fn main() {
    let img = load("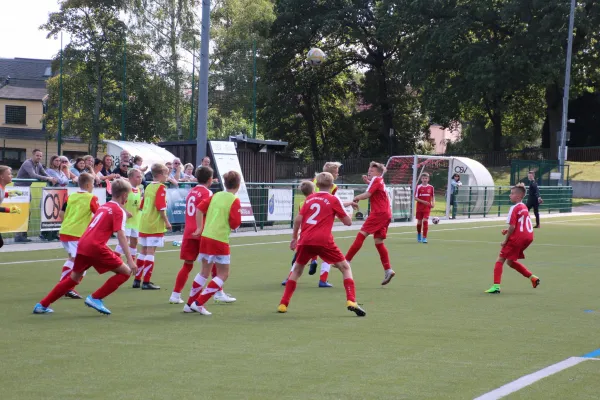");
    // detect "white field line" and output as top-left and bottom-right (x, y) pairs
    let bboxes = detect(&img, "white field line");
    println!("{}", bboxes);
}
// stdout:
(473, 357), (596, 400)
(0, 217), (598, 267)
